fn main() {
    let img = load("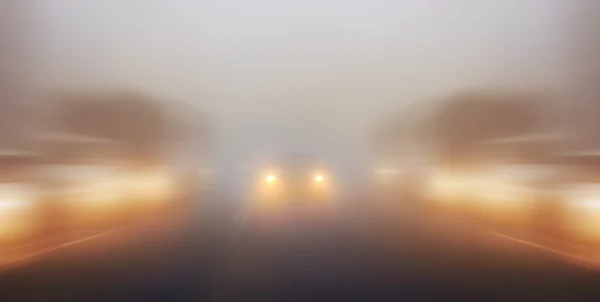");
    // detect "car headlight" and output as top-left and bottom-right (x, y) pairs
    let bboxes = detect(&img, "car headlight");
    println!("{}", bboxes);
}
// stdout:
(265, 174), (277, 183)
(314, 174), (324, 182)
